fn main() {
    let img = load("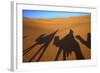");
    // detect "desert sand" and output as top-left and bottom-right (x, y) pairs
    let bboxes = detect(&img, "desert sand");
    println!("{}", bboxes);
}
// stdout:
(23, 15), (91, 62)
